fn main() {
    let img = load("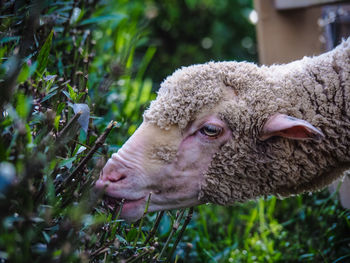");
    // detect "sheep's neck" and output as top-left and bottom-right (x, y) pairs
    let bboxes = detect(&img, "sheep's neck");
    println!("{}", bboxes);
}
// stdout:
(274, 46), (350, 194)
